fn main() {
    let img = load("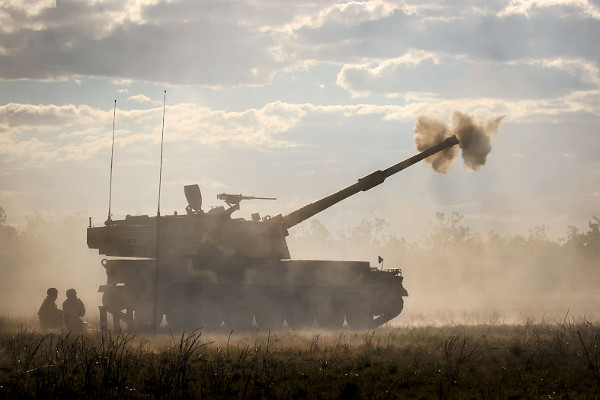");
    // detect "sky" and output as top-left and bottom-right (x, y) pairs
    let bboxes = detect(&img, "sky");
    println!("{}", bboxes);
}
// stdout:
(1, 0), (600, 242)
